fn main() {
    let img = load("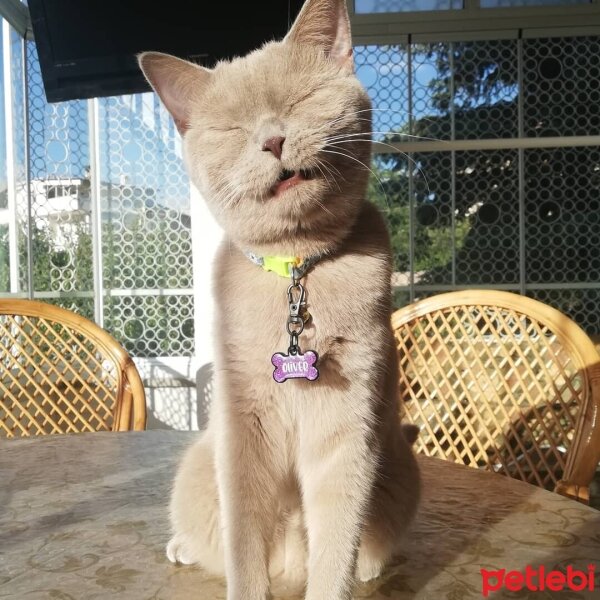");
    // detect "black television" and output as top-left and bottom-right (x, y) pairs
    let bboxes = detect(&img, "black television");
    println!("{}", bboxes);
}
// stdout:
(28, 0), (305, 103)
